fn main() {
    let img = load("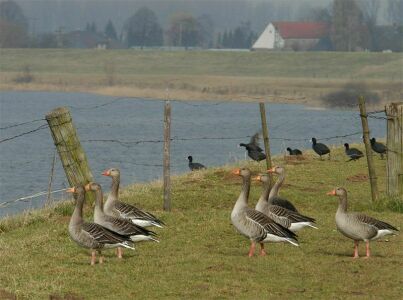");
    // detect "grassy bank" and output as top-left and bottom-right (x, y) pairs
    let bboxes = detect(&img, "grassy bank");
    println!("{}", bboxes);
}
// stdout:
(0, 146), (401, 299)
(1, 49), (402, 107)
